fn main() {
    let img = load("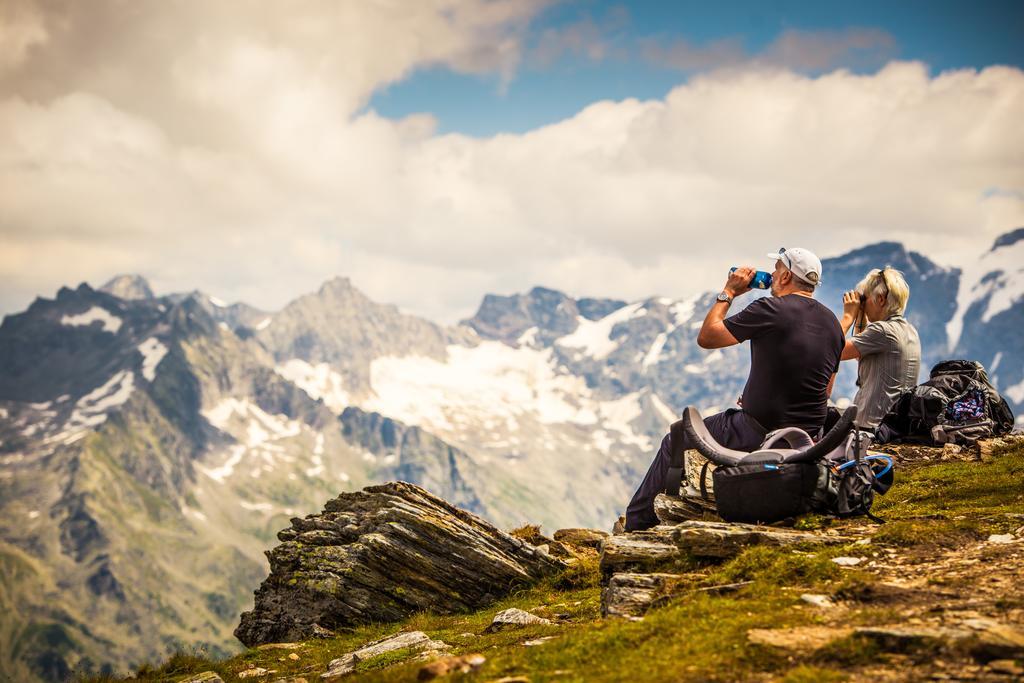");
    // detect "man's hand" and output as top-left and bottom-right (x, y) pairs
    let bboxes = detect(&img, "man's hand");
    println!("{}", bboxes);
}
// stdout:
(725, 267), (754, 297)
